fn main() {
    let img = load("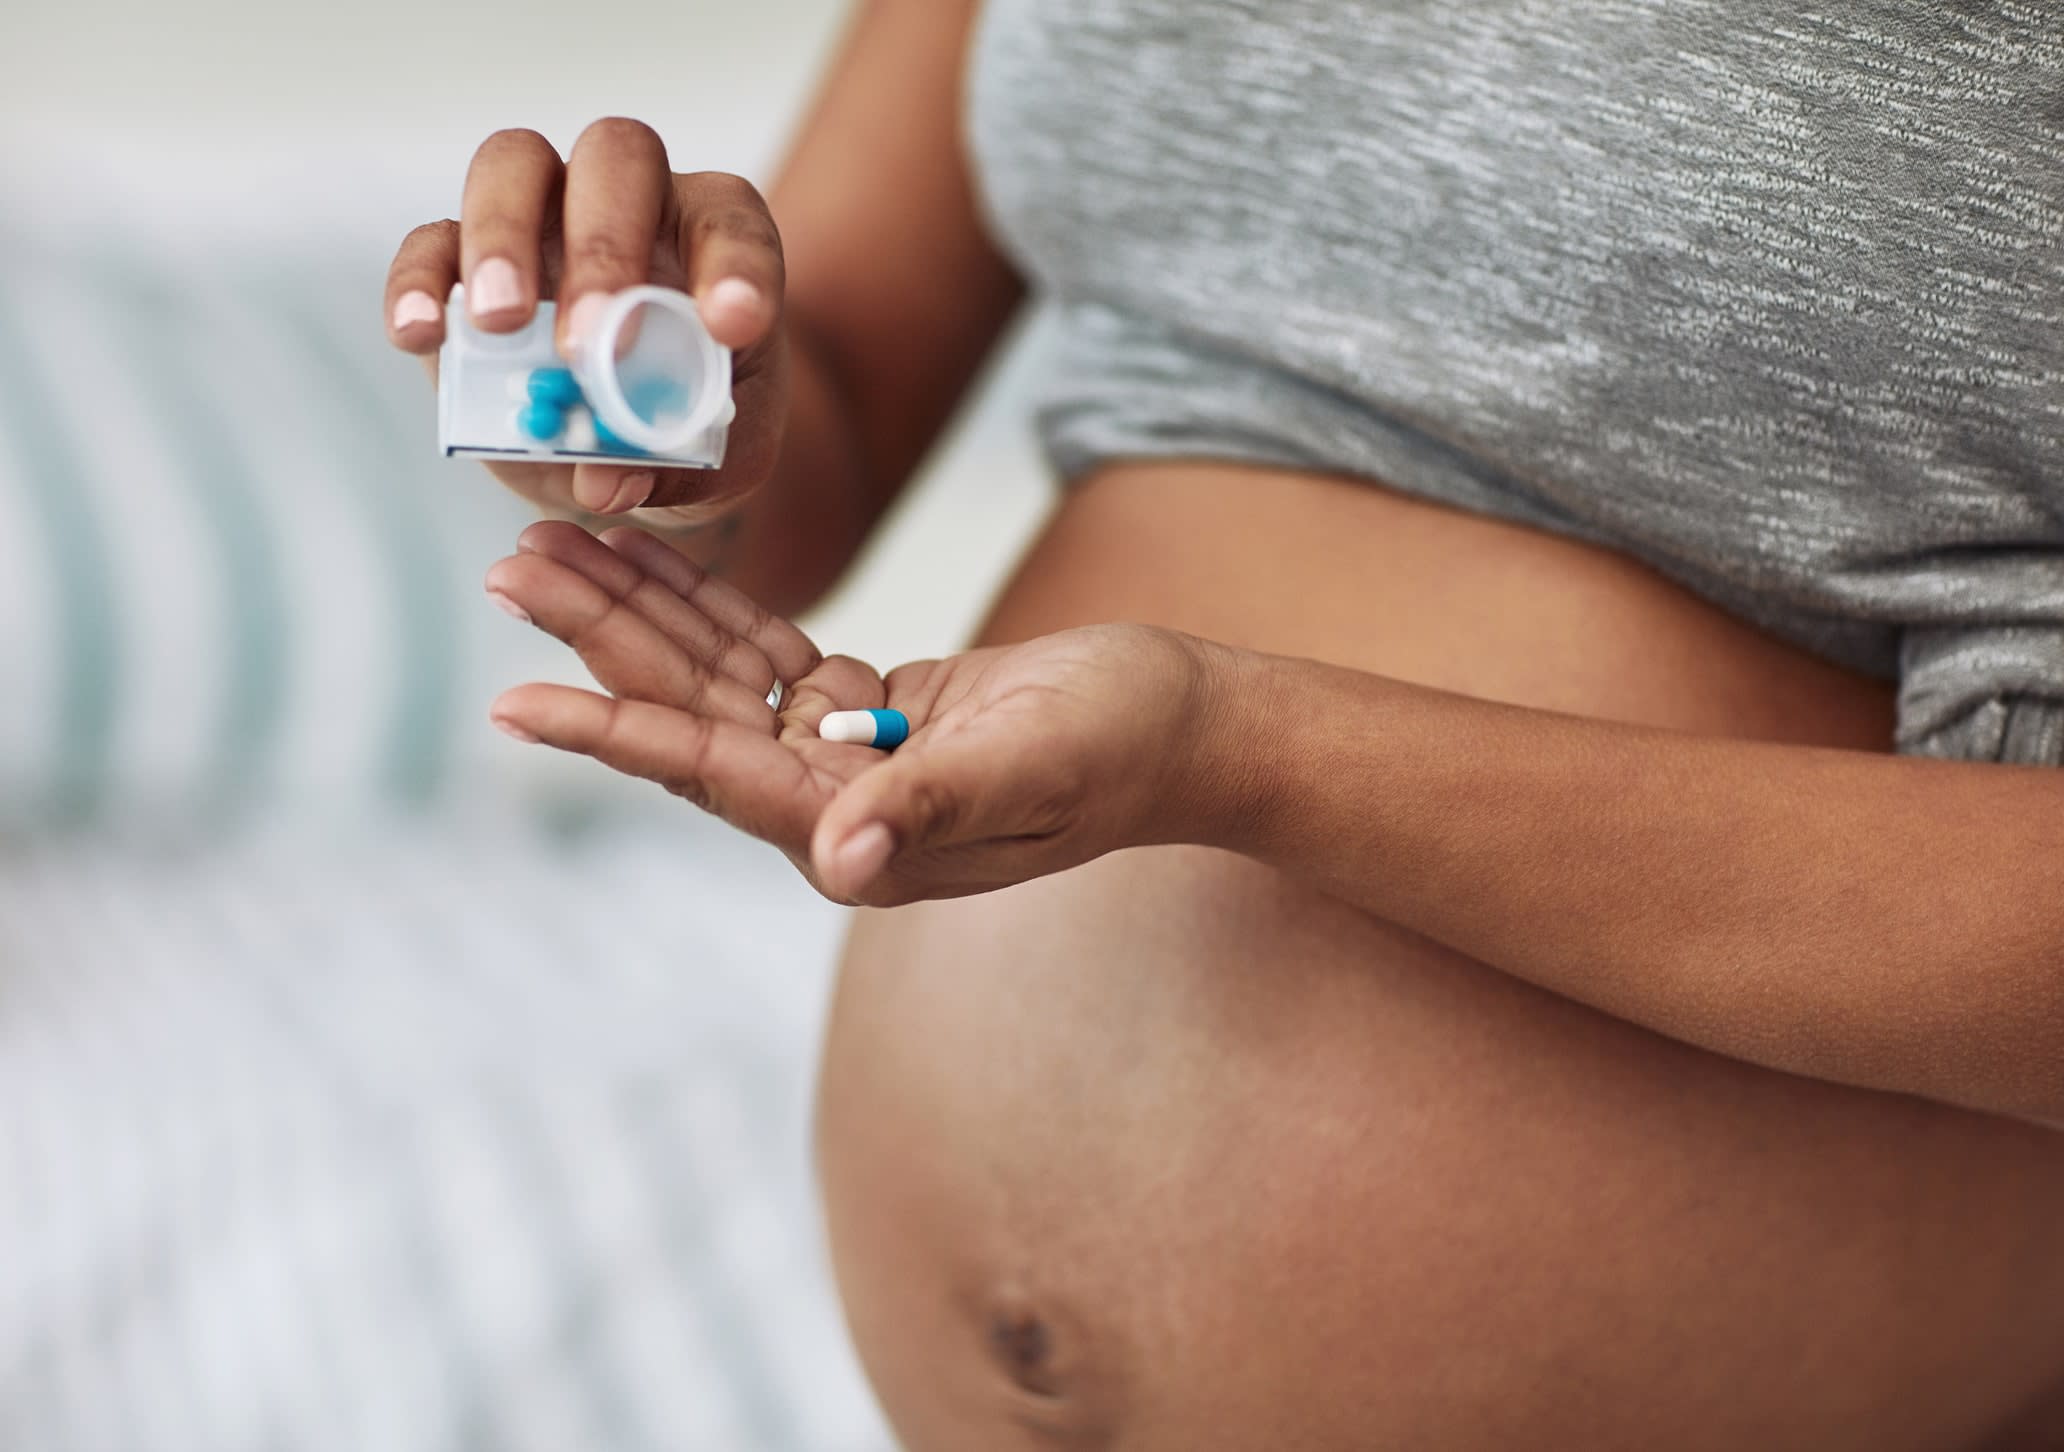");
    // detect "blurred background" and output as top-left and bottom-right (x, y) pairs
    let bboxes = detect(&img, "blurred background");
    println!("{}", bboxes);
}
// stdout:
(1, 2), (1052, 1446)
